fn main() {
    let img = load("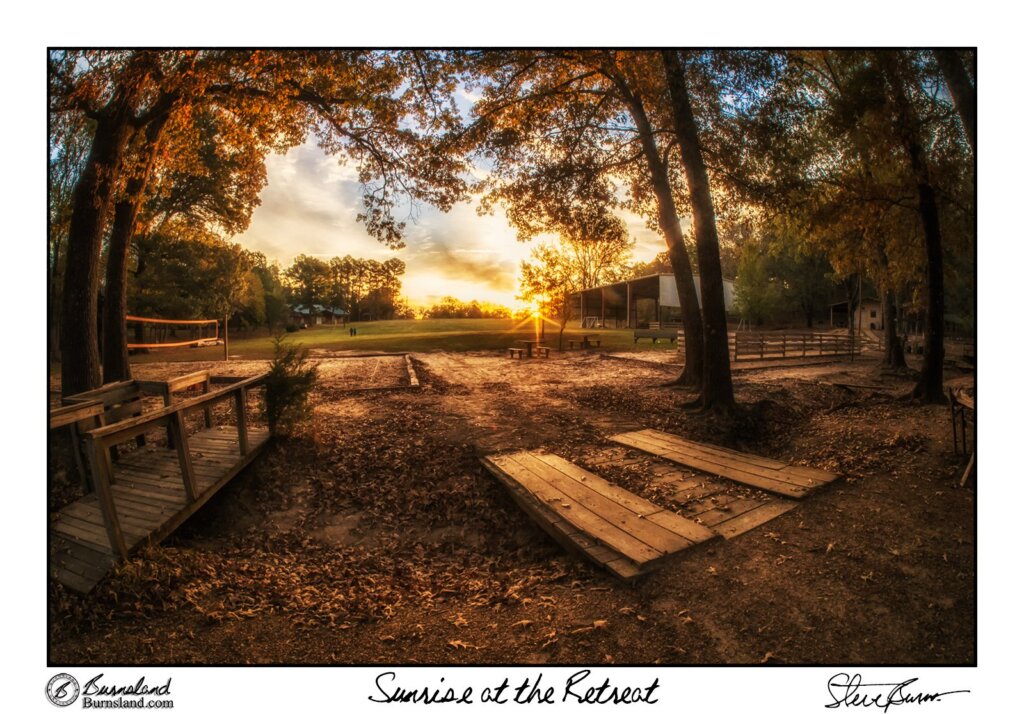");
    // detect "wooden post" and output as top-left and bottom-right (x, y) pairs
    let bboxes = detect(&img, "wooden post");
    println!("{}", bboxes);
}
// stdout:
(160, 385), (174, 448)
(202, 374), (213, 428)
(948, 389), (959, 455)
(68, 422), (93, 493)
(169, 411), (198, 502)
(960, 403), (968, 454)
(223, 313), (229, 361)
(85, 439), (129, 559)
(235, 387), (249, 456)
(759, 335), (764, 359)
